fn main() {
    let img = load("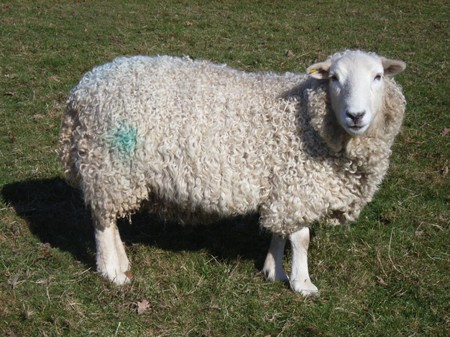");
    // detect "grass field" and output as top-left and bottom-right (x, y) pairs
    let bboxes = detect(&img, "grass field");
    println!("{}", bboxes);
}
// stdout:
(0, 0), (448, 336)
